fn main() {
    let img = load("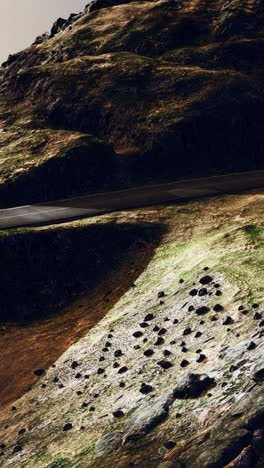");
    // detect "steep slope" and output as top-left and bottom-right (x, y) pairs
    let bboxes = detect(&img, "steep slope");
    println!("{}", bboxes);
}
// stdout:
(0, 188), (263, 467)
(1, 0), (264, 206)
